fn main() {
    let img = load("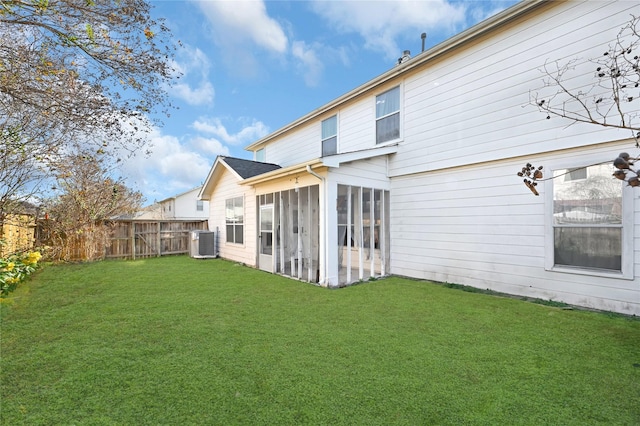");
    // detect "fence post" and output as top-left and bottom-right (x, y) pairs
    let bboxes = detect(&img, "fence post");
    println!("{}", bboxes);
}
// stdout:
(157, 221), (162, 257)
(130, 222), (136, 260)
